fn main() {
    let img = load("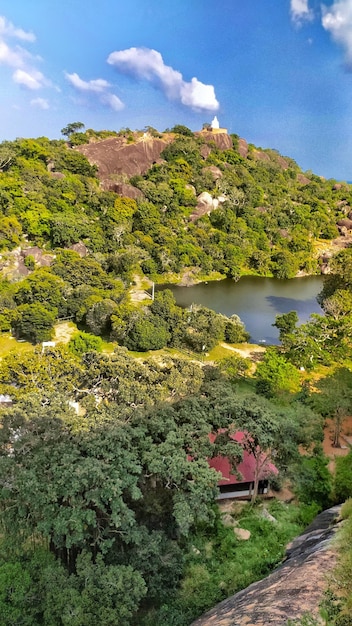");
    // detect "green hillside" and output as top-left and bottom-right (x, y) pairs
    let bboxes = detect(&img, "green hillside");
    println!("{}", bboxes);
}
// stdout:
(1, 126), (352, 625)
